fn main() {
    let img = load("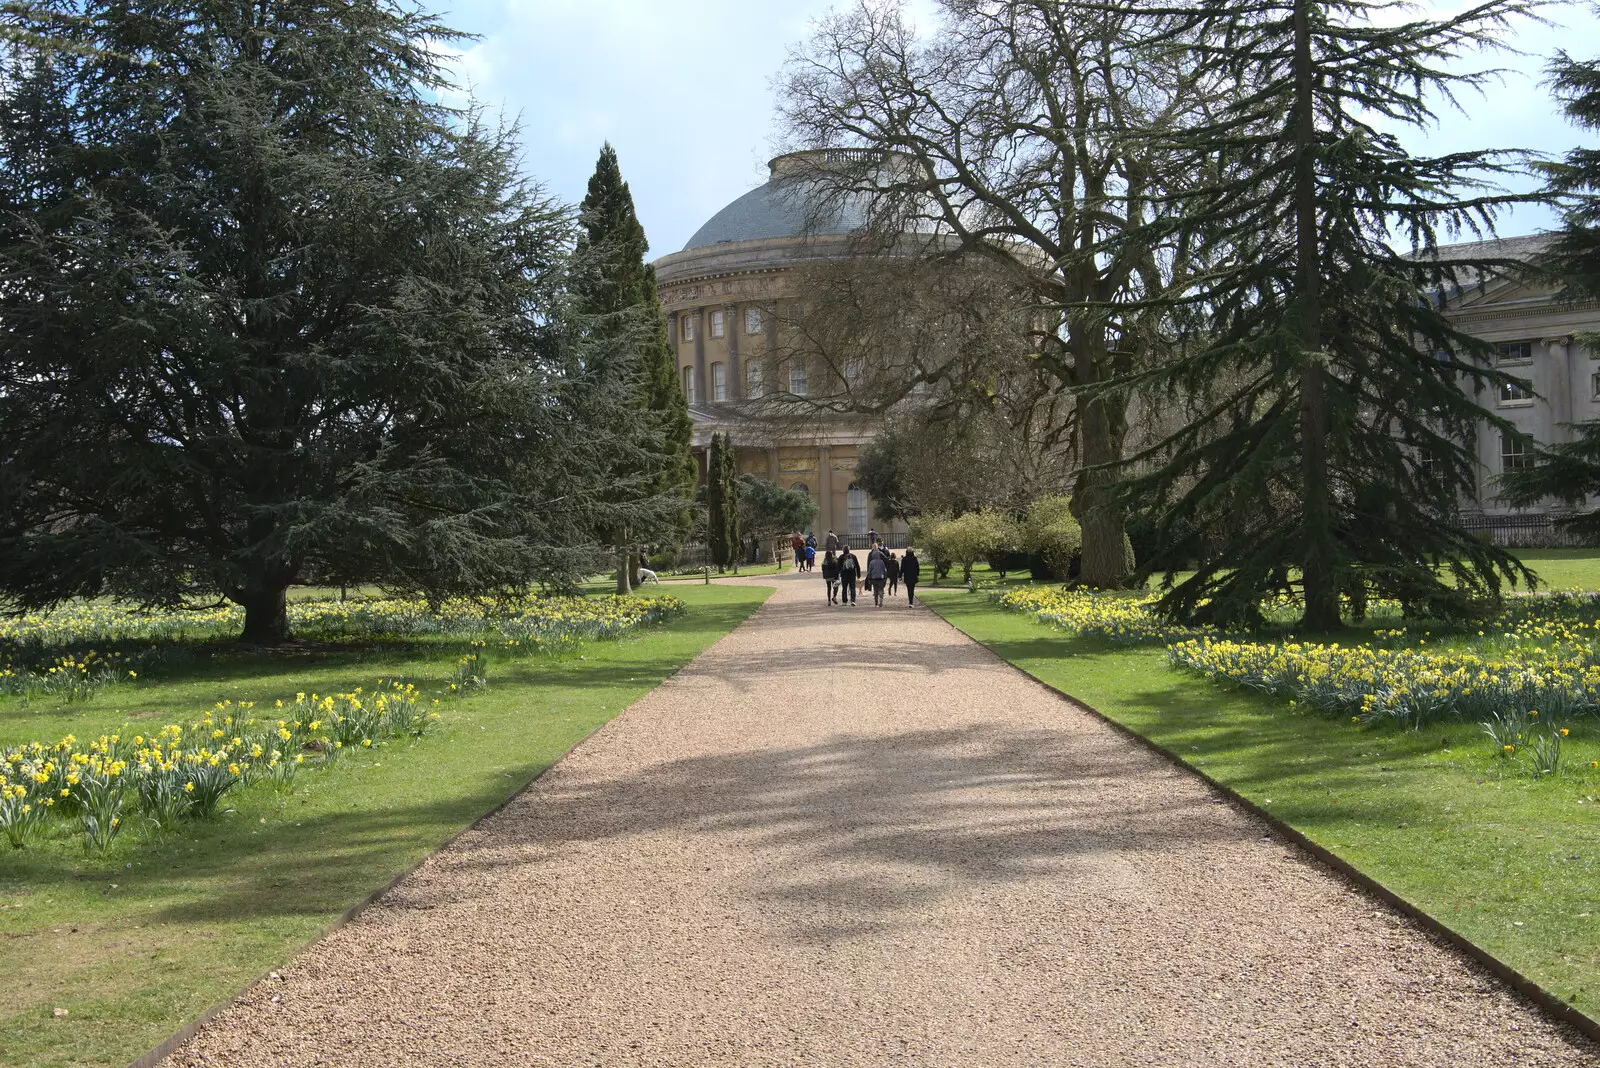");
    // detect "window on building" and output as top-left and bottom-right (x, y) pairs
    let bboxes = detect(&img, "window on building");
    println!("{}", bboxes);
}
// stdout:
(682, 365), (696, 404)
(790, 482), (809, 496)
(1498, 377), (1533, 405)
(845, 358), (864, 385)
(746, 359), (764, 398)
(711, 362), (727, 402)
(1497, 341), (1533, 364)
(1592, 370), (1600, 401)
(682, 315), (696, 342)
(745, 307), (763, 334)
(846, 485), (868, 536)
(1500, 431), (1532, 473)
(710, 310), (725, 339)
(790, 362), (808, 396)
